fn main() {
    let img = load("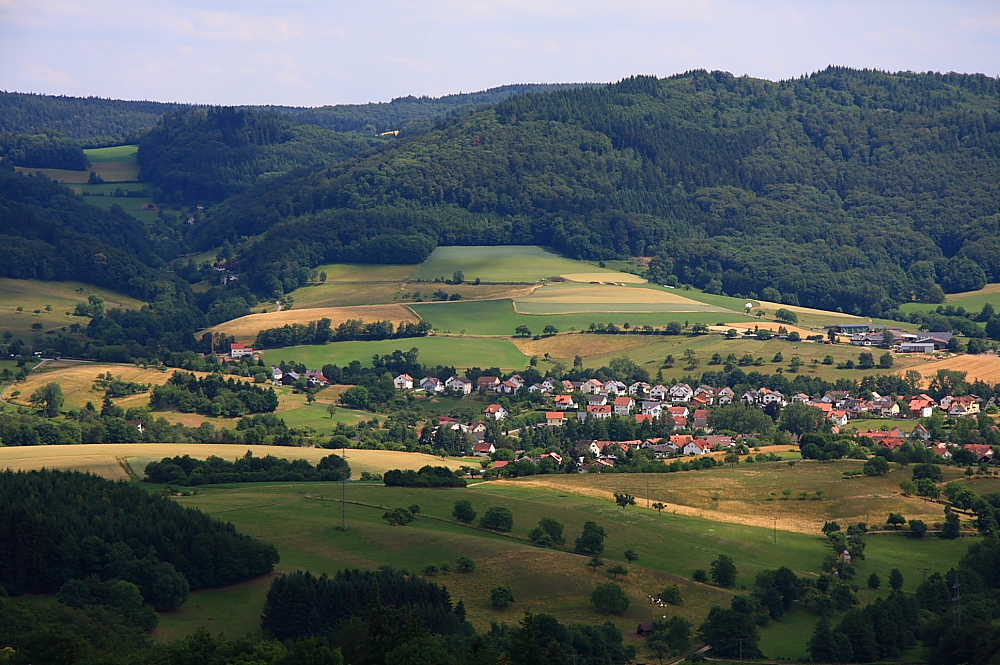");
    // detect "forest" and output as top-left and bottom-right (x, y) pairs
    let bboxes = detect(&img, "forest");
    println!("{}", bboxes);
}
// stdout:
(149, 371), (279, 417)
(143, 451), (350, 485)
(192, 68), (1000, 316)
(0, 470), (279, 607)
